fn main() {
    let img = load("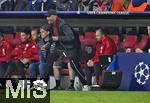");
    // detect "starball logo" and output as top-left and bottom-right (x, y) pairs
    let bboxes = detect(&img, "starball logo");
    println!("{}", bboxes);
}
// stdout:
(6, 80), (48, 99)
